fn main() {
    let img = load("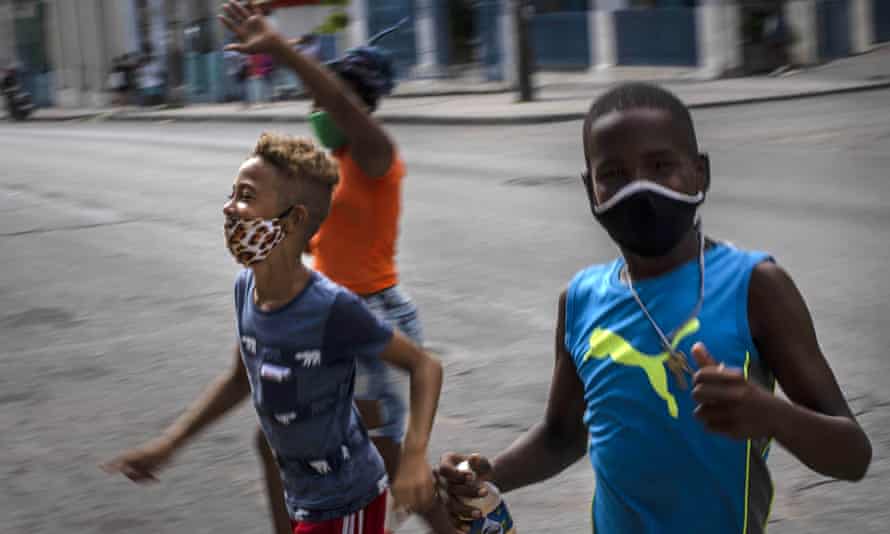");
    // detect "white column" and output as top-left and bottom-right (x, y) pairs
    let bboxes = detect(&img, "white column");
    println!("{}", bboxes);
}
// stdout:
(786, 0), (819, 65)
(590, 0), (625, 70)
(148, 0), (166, 59)
(348, 0), (369, 49)
(725, 1), (742, 71)
(499, 1), (516, 85)
(851, 0), (875, 53)
(696, 0), (742, 79)
(121, 0), (140, 53)
(45, 0), (71, 105)
(593, 9), (617, 70)
(413, 0), (441, 77)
